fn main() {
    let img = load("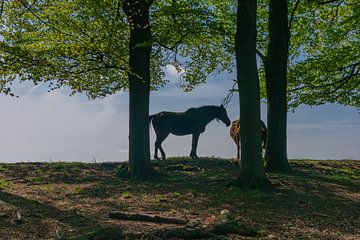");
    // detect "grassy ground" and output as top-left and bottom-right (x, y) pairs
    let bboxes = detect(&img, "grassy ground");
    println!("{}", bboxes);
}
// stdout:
(0, 158), (359, 239)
